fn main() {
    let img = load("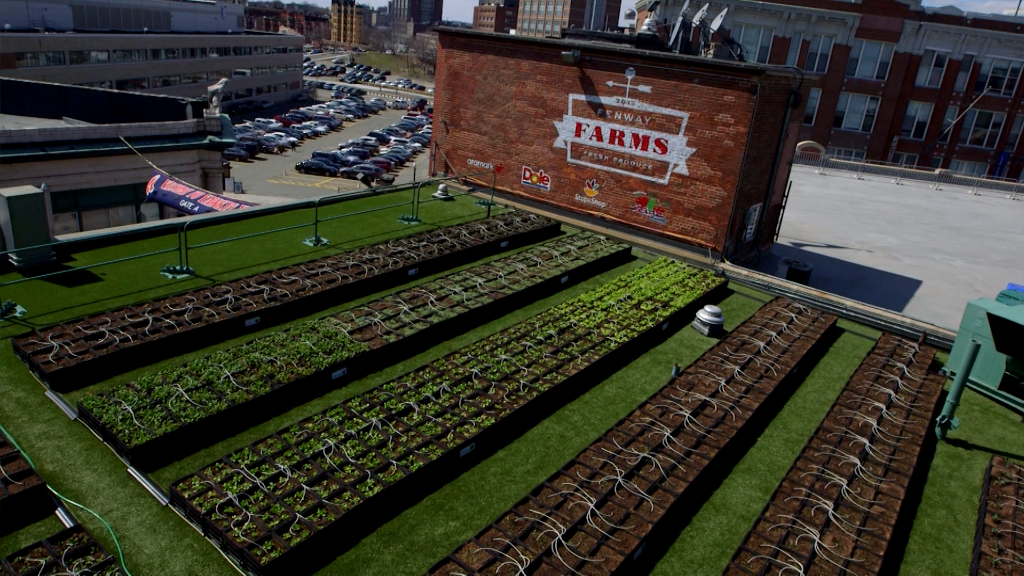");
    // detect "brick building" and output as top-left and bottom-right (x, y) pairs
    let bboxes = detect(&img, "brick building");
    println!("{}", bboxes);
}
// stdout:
(634, 0), (1024, 179)
(473, 1), (519, 34)
(331, 0), (365, 45)
(433, 28), (802, 257)
(517, 0), (622, 38)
